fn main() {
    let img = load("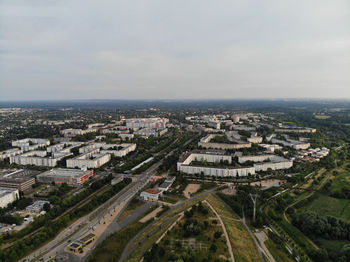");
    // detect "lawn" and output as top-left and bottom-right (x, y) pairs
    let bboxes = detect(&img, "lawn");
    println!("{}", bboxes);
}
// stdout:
(207, 194), (261, 262)
(329, 170), (350, 194)
(153, 201), (231, 261)
(125, 194), (209, 262)
(265, 239), (294, 262)
(86, 220), (150, 262)
(299, 193), (350, 223)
